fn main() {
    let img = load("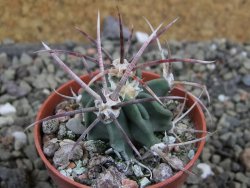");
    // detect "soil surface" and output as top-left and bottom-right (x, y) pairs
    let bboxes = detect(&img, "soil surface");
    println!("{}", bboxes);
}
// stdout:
(1, 0), (250, 43)
(0, 38), (250, 187)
